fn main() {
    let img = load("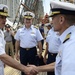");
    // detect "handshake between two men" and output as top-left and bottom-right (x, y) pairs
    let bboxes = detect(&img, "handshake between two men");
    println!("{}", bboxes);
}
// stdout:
(26, 62), (55, 75)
